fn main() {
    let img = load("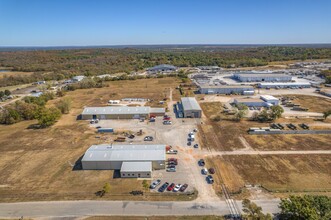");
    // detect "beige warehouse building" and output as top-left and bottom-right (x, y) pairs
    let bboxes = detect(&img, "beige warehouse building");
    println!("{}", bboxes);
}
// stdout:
(81, 144), (166, 178)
